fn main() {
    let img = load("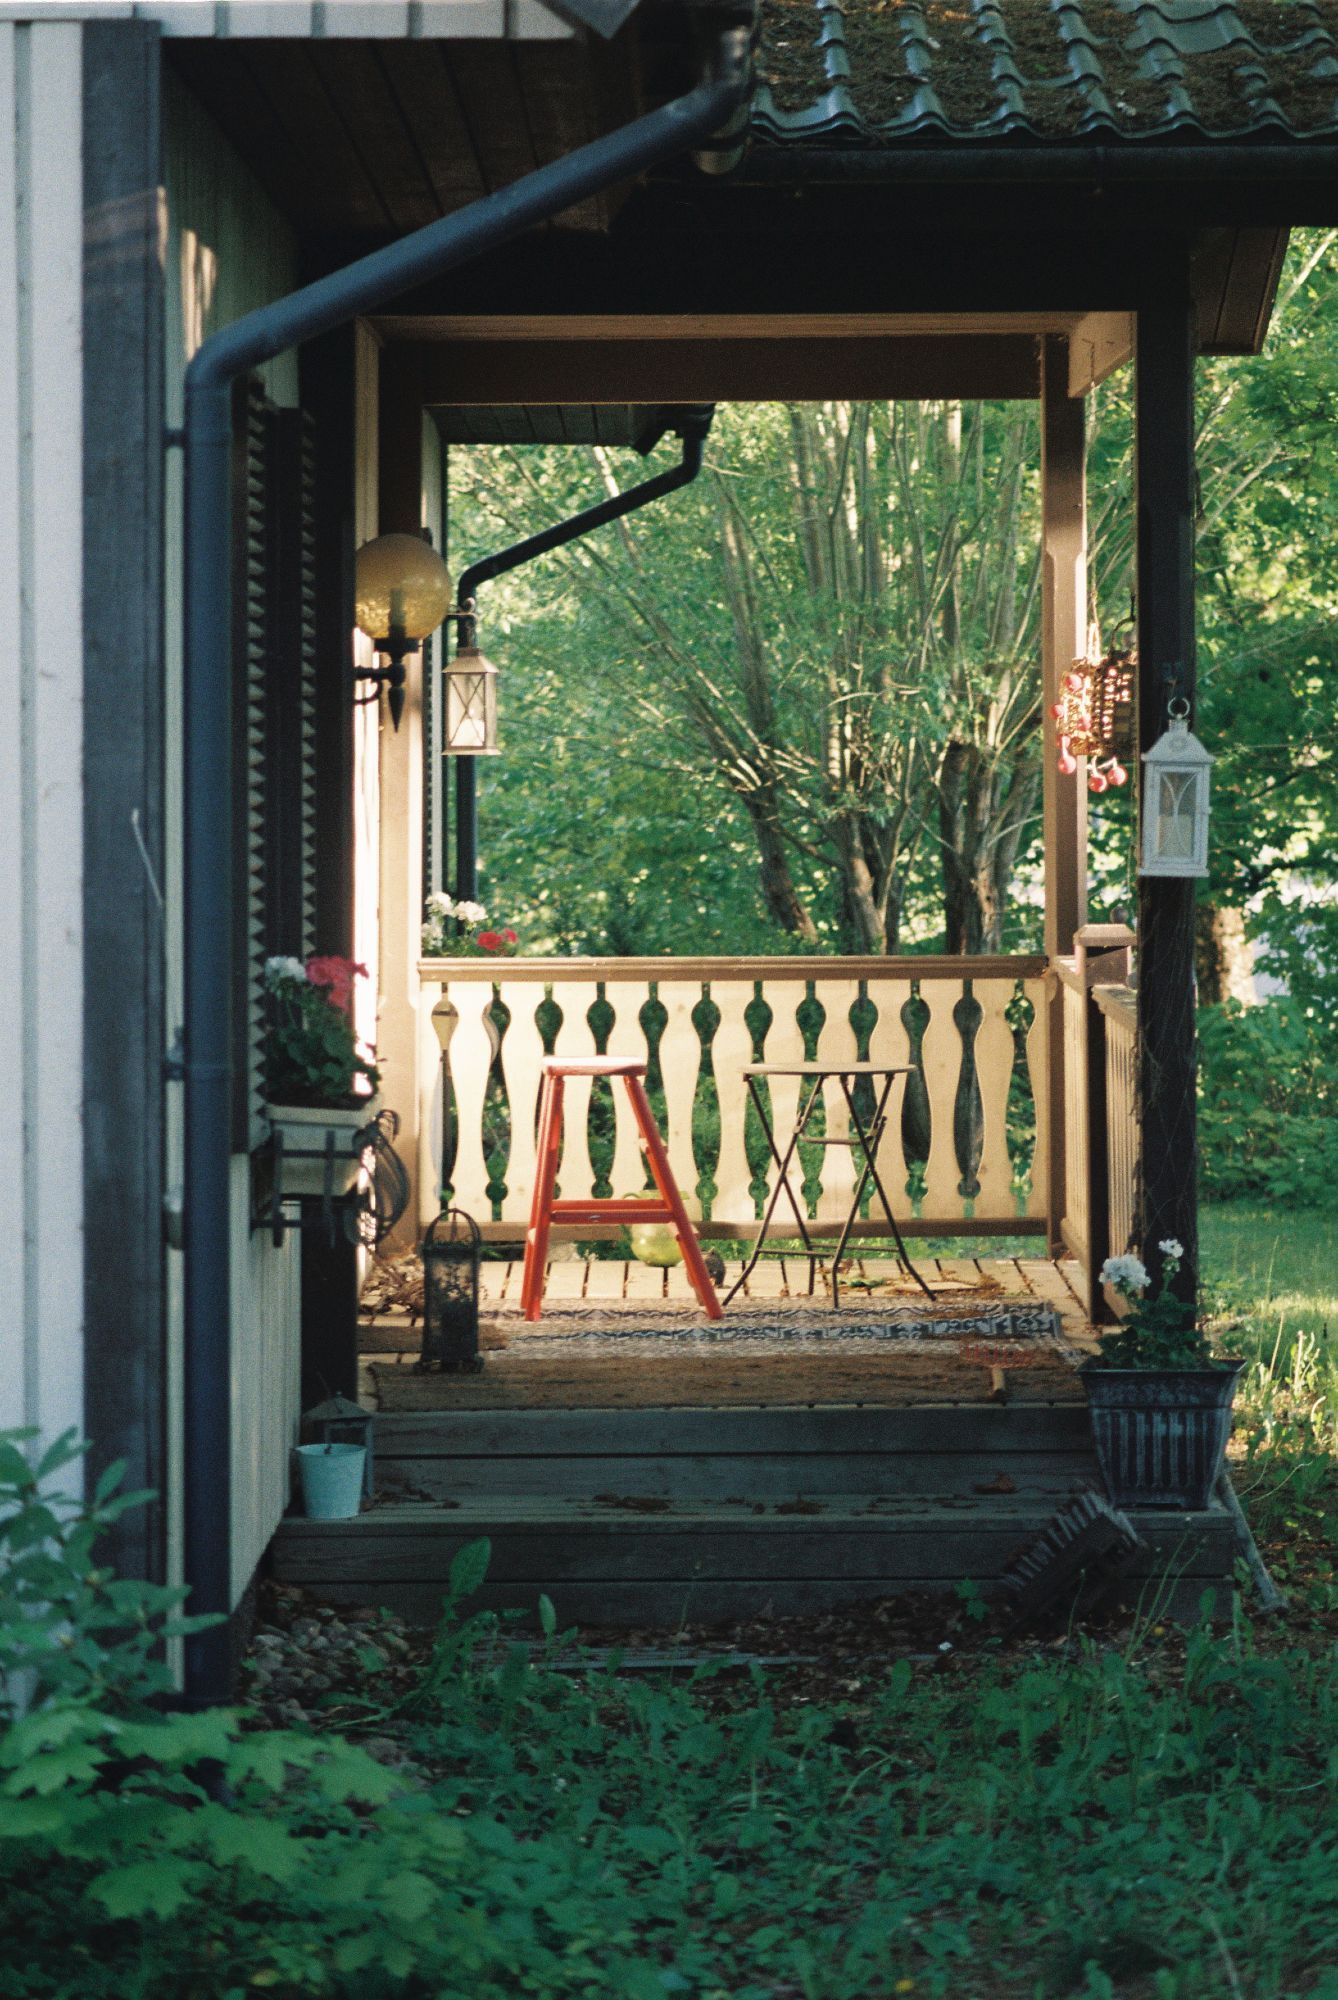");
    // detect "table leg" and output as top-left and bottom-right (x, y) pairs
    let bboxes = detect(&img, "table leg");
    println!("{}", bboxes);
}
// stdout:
(720, 1076), (819, 1309)
(837, 1073), (935, 1303)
